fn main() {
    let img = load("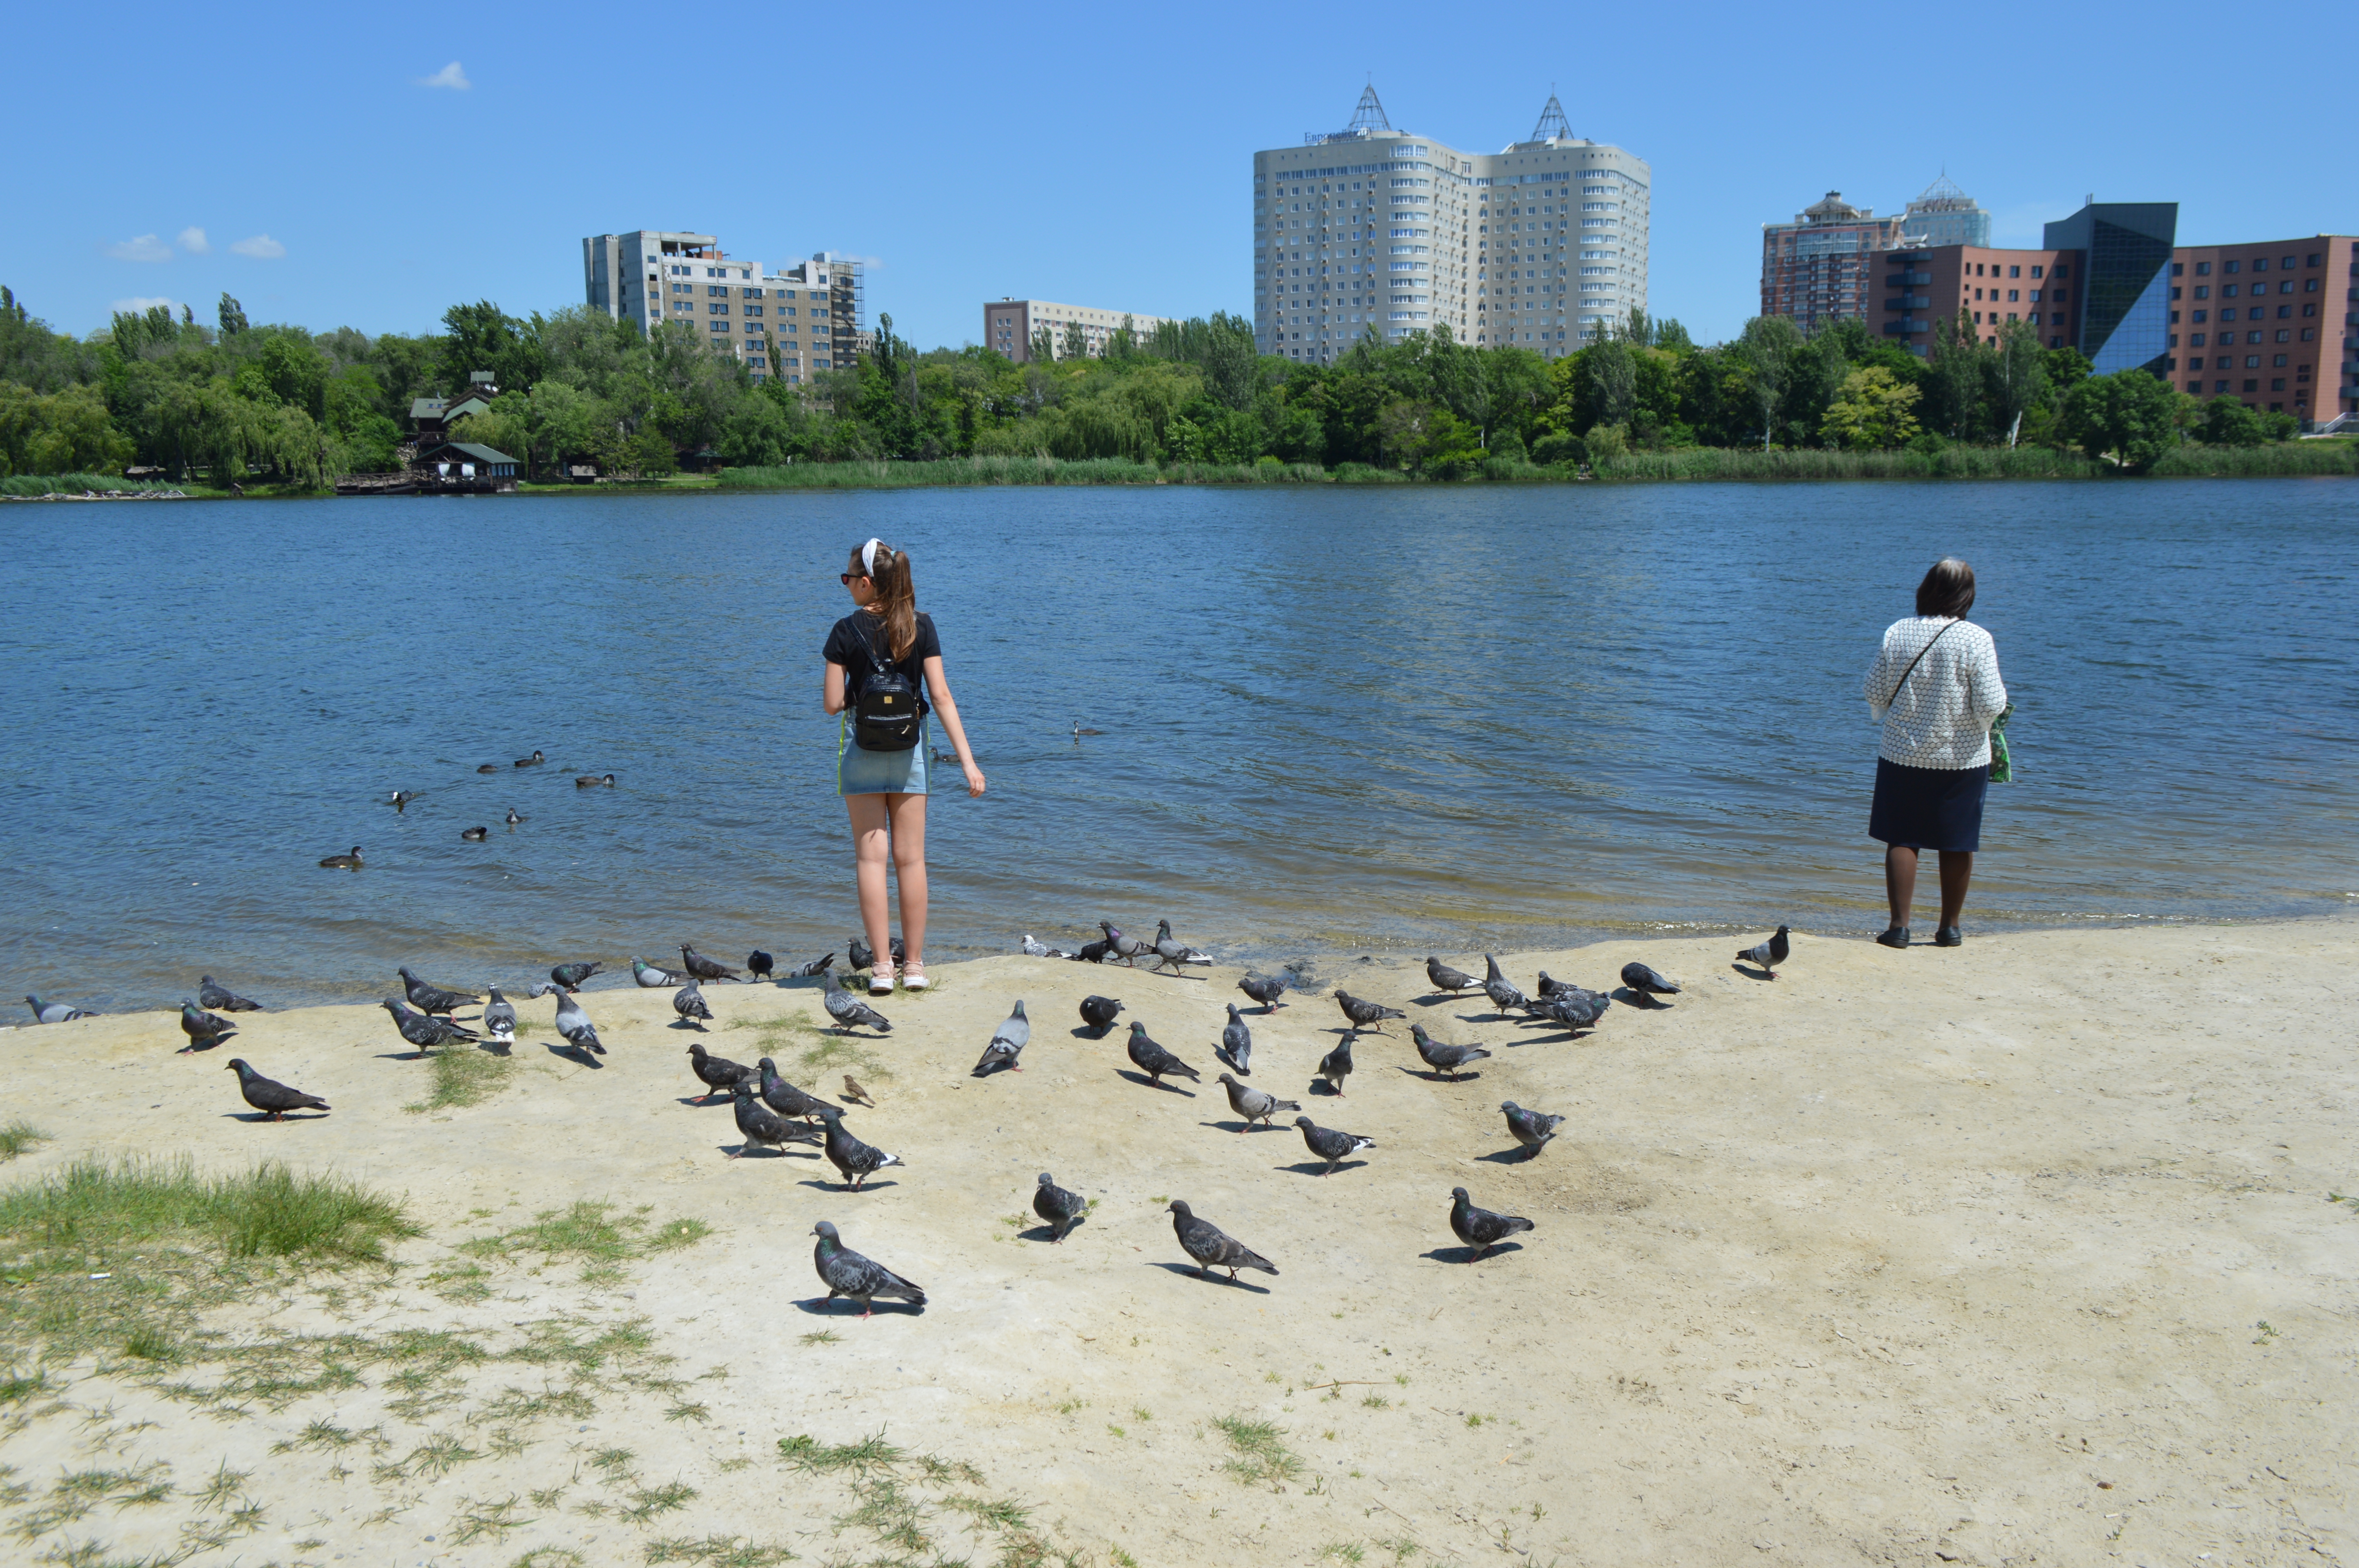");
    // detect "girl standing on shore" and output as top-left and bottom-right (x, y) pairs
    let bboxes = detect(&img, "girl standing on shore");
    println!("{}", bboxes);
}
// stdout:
(1864, 557), (2007, 949)
(822, 538), (985, 995)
